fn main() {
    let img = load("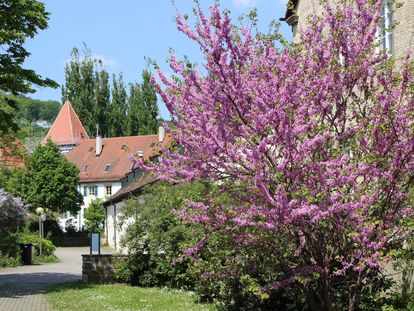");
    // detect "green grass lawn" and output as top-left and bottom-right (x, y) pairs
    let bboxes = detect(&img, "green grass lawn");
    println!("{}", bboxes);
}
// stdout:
(45, 281), (216, 311)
